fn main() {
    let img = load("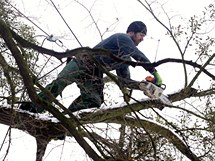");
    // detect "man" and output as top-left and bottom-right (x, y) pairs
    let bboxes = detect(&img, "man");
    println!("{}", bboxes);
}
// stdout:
(20, 21), (162, 113)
